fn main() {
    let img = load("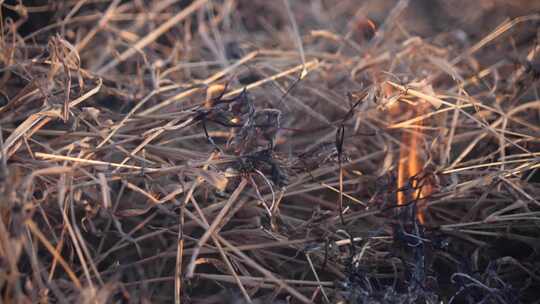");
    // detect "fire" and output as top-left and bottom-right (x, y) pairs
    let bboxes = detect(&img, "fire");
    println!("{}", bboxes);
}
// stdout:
(393, 97), (432, 224)
(382, 79), (433, 224)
